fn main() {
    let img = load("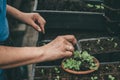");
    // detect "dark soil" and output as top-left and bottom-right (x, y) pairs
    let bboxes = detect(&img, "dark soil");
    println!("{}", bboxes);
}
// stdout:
(99, 64), (115, 74)
(102, 74), (119, 80)
(37, 0), (104, 12)
(79, 37), (120, 54)
(34, 62), (120, 80)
